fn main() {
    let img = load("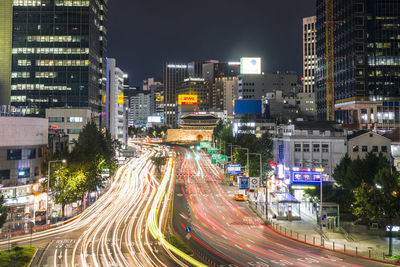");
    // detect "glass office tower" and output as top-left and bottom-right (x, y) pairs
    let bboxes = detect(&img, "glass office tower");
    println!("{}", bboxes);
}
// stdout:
(10, 0), (107, 117)
(316, 0), (400, 125)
